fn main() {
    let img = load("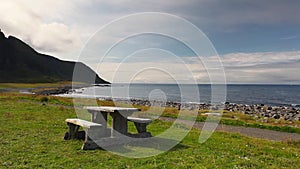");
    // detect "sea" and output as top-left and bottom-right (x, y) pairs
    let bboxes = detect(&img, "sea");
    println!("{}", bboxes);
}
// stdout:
(60, 84), (300, 108)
